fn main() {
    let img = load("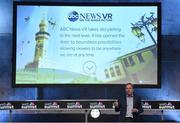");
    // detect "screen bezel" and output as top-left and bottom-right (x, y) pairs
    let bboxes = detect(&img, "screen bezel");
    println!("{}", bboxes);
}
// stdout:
(12, 1), (161, 88)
